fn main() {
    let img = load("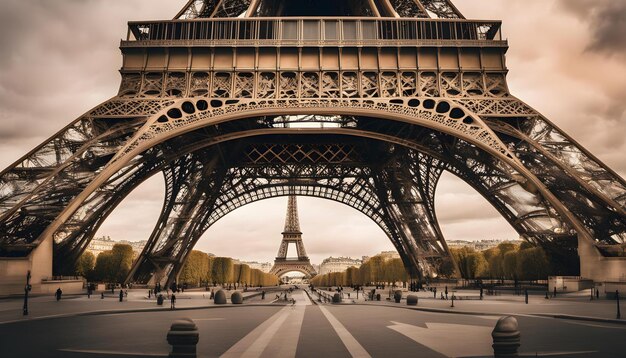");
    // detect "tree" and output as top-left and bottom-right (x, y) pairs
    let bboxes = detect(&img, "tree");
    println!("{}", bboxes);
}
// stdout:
(93, 251), (115, 282)
(384, 258), (407, 285)
(110, 244), (134, 283)
(516, 247), (550, 281)
(75, 251), (96, 279)
(211, 257), (234, 285)
(345, 266), (358, 286)
(503, 250), (518, 280)
(368, 256), (385, 284)
(179, 250), (210, 287)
